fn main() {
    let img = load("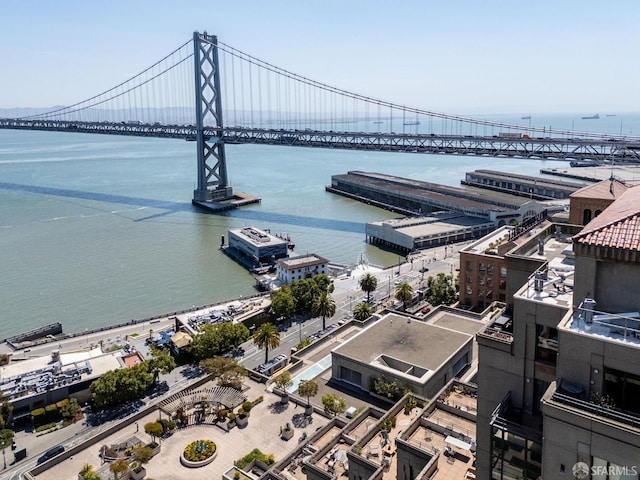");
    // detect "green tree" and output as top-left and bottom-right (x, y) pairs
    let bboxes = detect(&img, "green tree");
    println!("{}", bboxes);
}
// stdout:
(298, 379), (318, 407)
(79, 464), (102, 480)
(0, 392), (13, 430)
(199, 356), (247, 390)
(394, 282), (414, 312)
(425, 272), (458, 306)
(0, 429), (14, 464)
(273, 371), (293, 398)
(290, 278), (320, 314)
(312, 274), (335, 294)
(352, 302), (373, 322)
(144, 421), (164, 442)
(131, 444), (154, 464)
(312, 291), (336, 330)
(253, 323), (280, 364)
(290, 275), (334, 315)
(59, 397), (82, 422)
(359, 273), (378, 303)
(188, 322), (250, 361)
(109, 458), (129, 480)
(321, 394), (347, 417)
(146, 346), (176, 383)
(90, 363), (154, 409)
(273, 370), (293, 390)
(270, 287), (296, 321)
